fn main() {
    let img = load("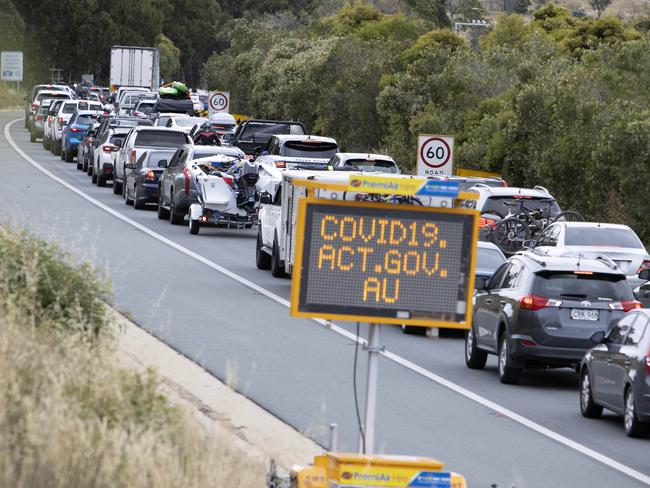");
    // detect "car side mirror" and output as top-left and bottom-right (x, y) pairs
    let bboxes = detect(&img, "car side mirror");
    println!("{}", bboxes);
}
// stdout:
(158, 159), (168, 168)
(590, 331), (606, 344)
(475, 276), (489, 291)
(639, 269), (650, 281)
(259, 191), (272, 205)
(125, 163), (134, 170)
(114, 139), (122, 148)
